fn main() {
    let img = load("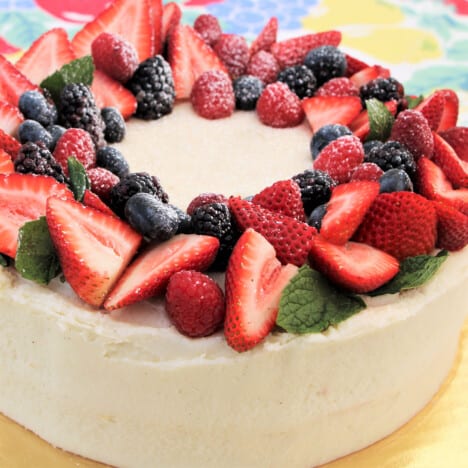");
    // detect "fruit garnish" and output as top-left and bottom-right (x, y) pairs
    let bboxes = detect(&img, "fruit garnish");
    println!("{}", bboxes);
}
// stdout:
(161, 1), (182, 44)
(194, 14), (222, 47)
(224, 228), (298, 352)
(0, 55), (38, 106)
(151, 0), (163, 55)
(349, 64), (390, 88)
(433, 201), (468, 251)
(82, 189), (117, 217)
(344, 53), (369, 77)
(0, 128), (21, 159)
(246, 50), (280, 85)
(0, 148), (13, 174)
(315, 77), (359, 97)
(349, 100), (397, 140)
(46, 196), (142, 307)
(213, 34), (249, 80)
(435, 89), (459, 132)
(87, 167), (120, 202)
(365, 98), (395, 142)
(54, 128), (96, 175)
(186, 192), (228, 215)
(439, 127), (468, 162)
(249, 17), (278, 55)
(0, 101), (24, 136)
(350, 162), (384, 182)
(414, 90), (445, 131)
(104, 234), (219, 310)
